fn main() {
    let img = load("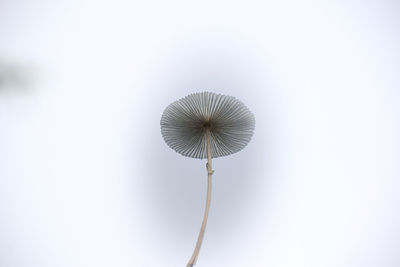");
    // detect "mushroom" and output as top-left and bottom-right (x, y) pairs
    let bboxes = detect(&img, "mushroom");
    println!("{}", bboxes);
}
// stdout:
(160, 91), (255, 266)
